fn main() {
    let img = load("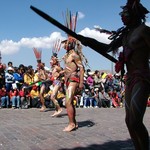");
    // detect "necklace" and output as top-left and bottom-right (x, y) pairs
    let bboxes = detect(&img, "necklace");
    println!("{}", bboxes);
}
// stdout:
(64, 50), (74, 61)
